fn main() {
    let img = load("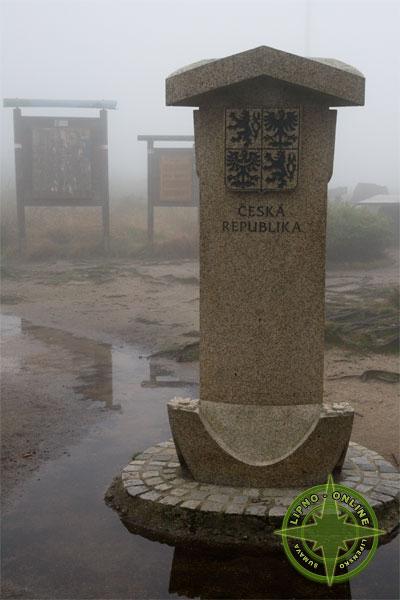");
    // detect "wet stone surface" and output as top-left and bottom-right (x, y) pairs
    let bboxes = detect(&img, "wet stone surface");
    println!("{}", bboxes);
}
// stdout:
(121, 440), (400, 523)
